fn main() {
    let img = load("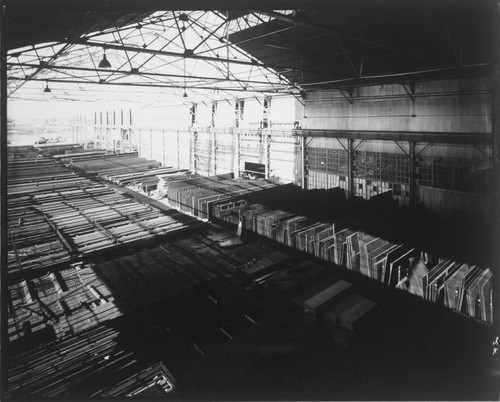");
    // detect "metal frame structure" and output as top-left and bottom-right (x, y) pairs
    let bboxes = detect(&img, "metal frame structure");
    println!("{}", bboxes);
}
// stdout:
(6, 11), (298, 103)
